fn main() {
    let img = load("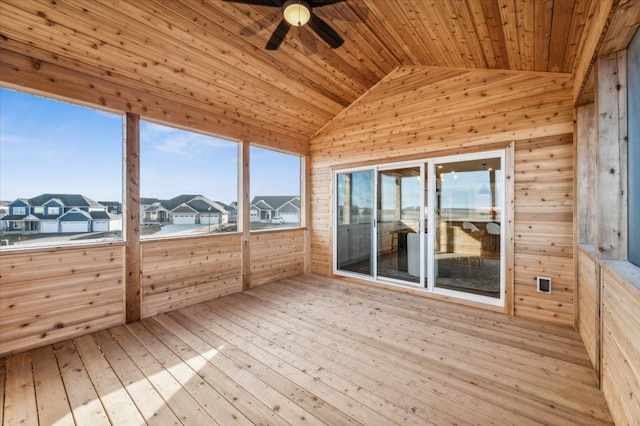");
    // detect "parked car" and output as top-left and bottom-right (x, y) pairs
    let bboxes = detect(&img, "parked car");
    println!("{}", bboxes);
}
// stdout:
(271, 216), (285, 224)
